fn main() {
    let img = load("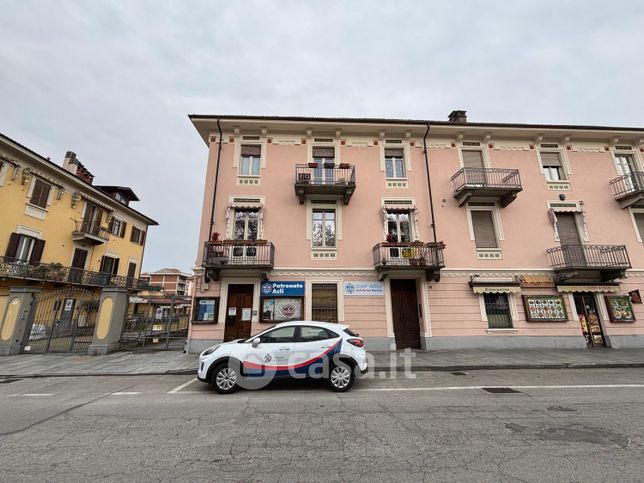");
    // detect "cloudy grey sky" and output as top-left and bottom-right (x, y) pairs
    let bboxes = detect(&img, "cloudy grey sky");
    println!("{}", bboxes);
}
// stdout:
(2, 0), (643, 272)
